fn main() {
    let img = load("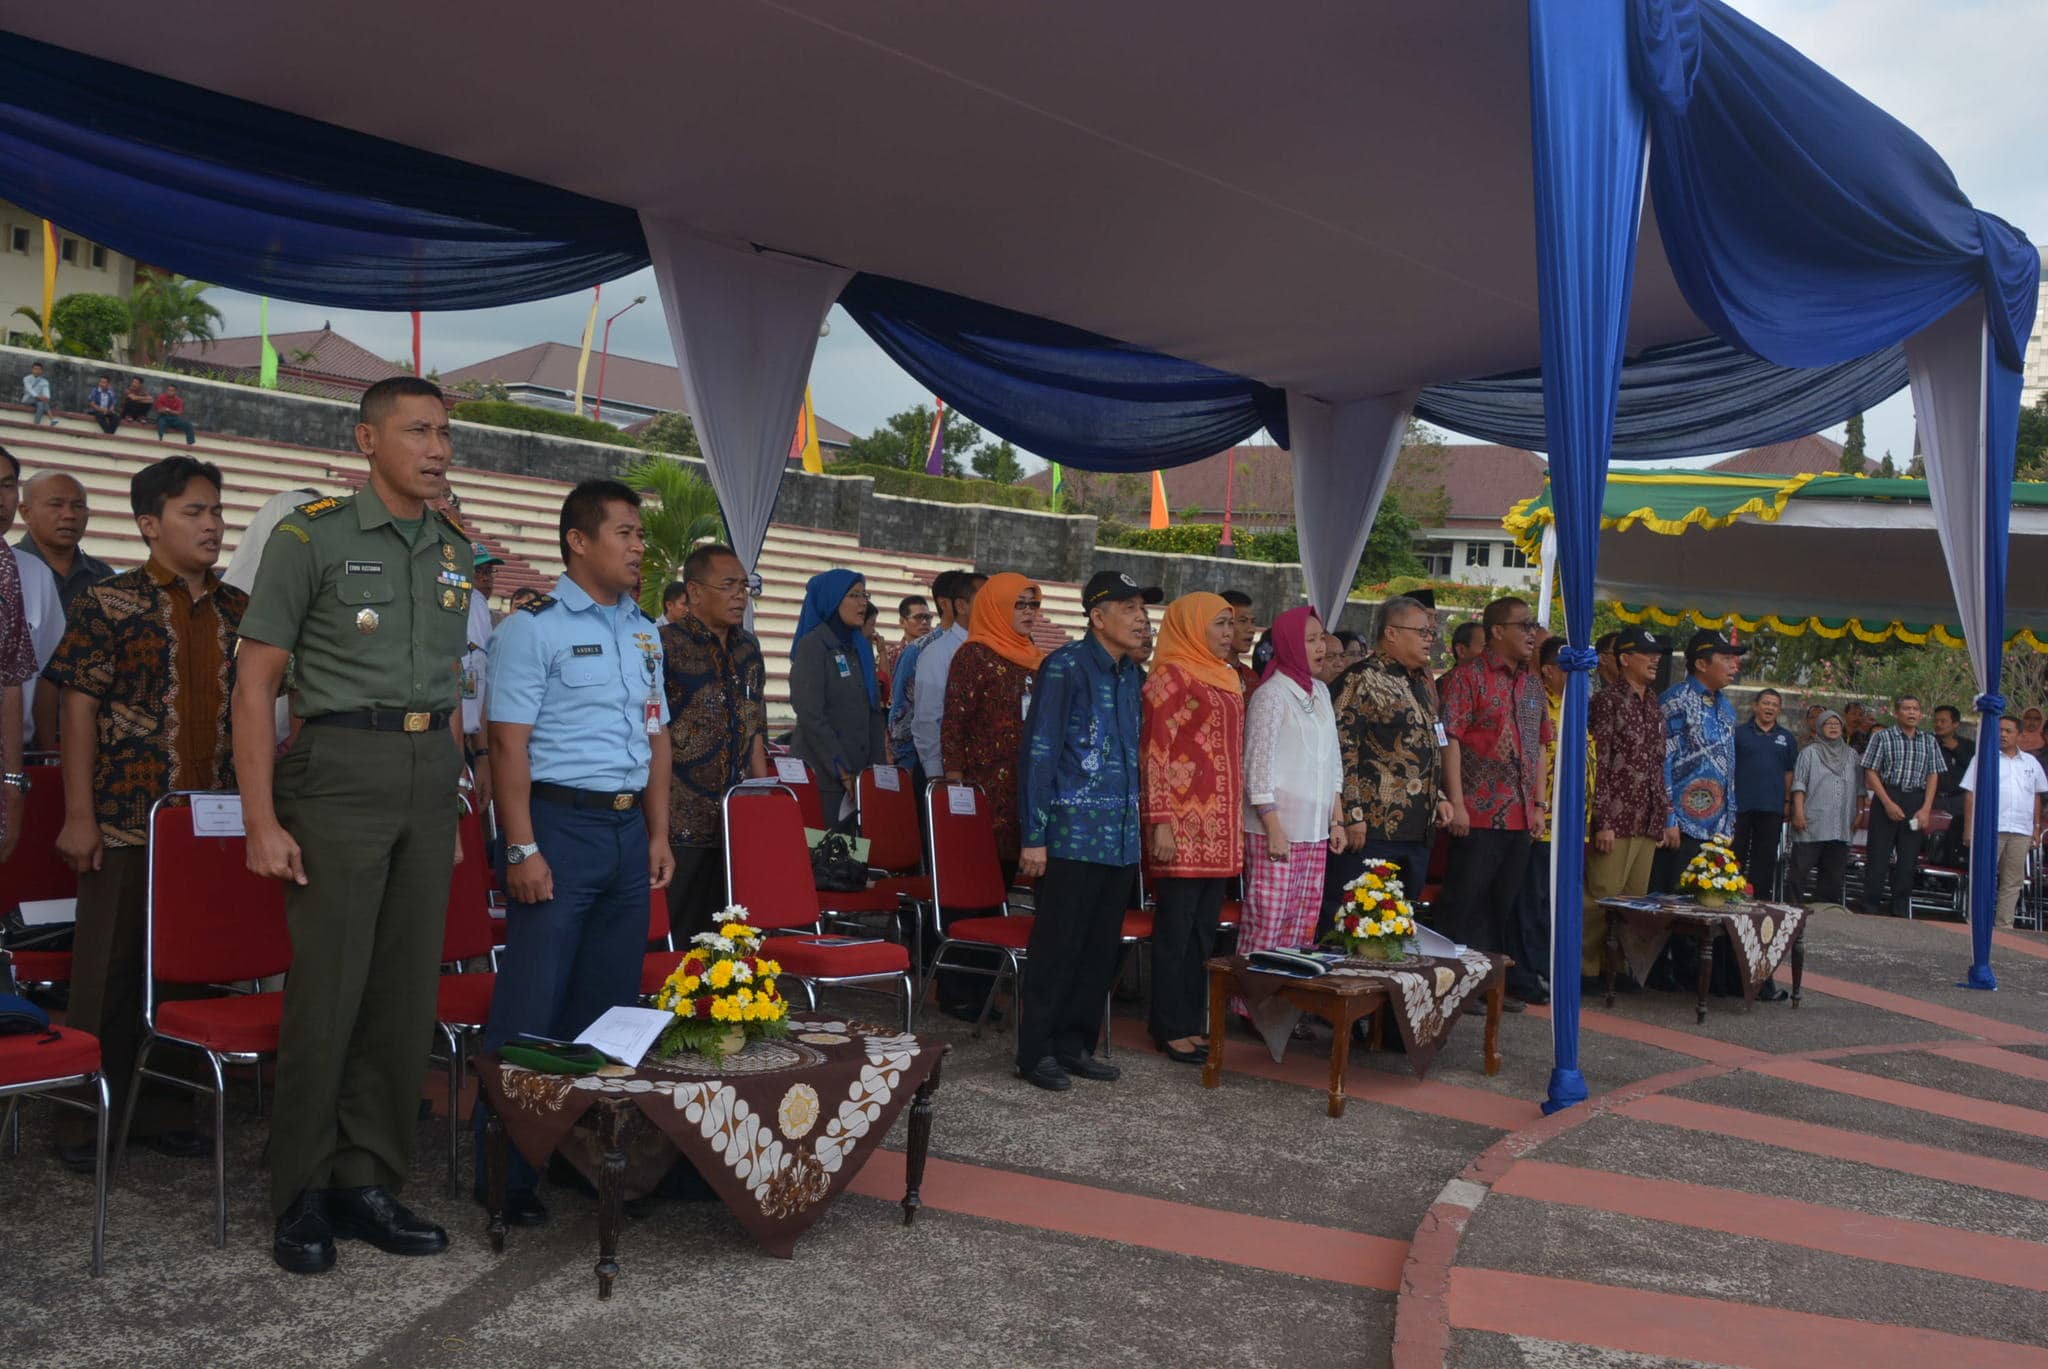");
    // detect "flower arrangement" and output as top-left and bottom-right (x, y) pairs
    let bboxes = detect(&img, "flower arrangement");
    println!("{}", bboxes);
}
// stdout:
(1326, 859), (1418, 962)
(651, 906), (791, 1061)
(1679, 841), (1753, 906)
